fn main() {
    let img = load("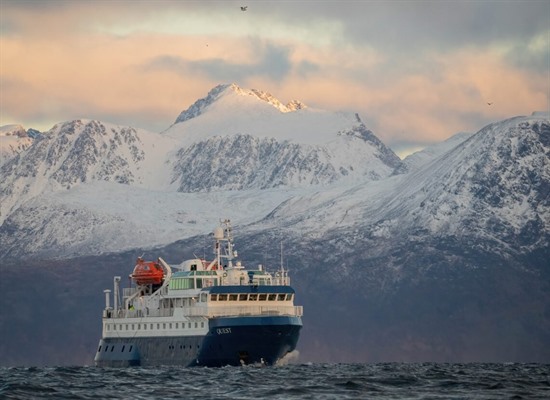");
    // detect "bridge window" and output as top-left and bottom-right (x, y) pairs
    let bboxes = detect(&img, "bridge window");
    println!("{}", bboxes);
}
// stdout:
(259, 294), (267, 301)
(239, 294), (248, 301)
(219, 294), (228, 301)
(249, 294), (257, 301)
(210, 294), (218, 301)
(268, 294), (277, 301)
(229, 294), (238, 301)
(277, 294), (286, 301)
